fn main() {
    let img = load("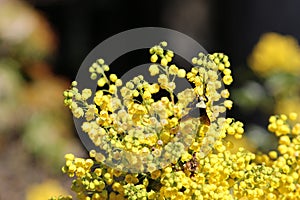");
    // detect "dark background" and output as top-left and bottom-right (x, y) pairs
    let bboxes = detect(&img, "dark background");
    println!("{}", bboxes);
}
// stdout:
(26, 0), (300, 124)
(27, 0), (300, 78)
